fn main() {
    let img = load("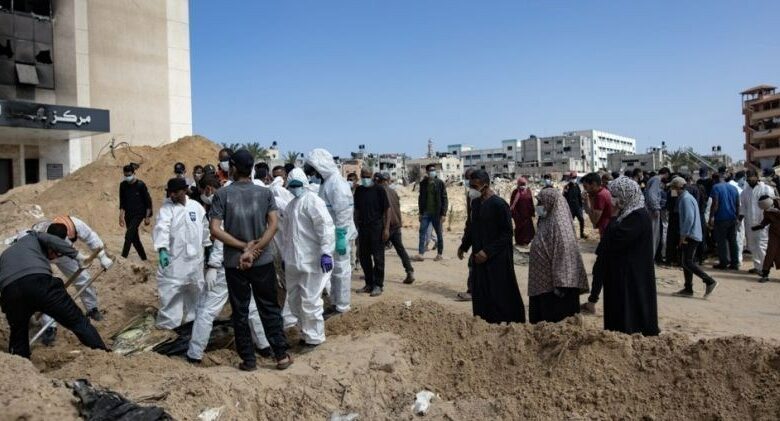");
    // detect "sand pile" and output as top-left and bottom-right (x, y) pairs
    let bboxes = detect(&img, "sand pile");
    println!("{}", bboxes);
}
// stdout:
(5, 300), (779, 419)
(0, 352), (79, 419)
(0, 135), (220, 237)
